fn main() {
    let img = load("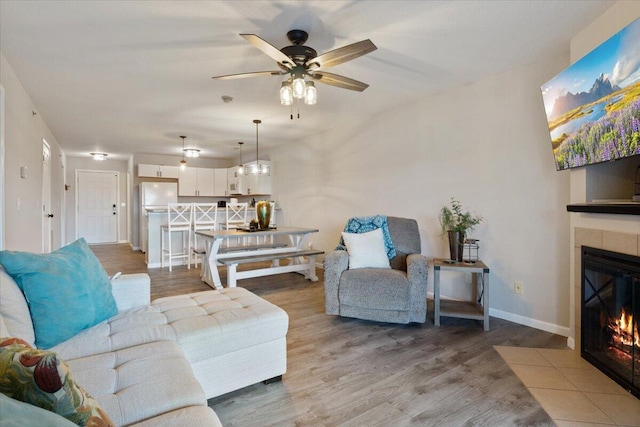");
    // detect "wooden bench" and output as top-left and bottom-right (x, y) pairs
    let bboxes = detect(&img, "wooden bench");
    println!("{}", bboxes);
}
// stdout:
(218, 249), (324, 288)
(218, 243), (288, 254)
(193, 243), (287, 266)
